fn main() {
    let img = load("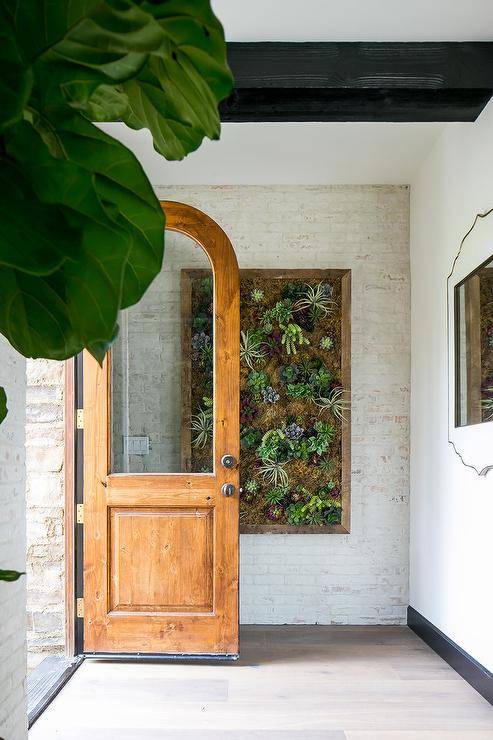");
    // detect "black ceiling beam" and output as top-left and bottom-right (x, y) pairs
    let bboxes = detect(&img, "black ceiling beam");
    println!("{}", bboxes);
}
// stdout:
(220, 42), (493, 122)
